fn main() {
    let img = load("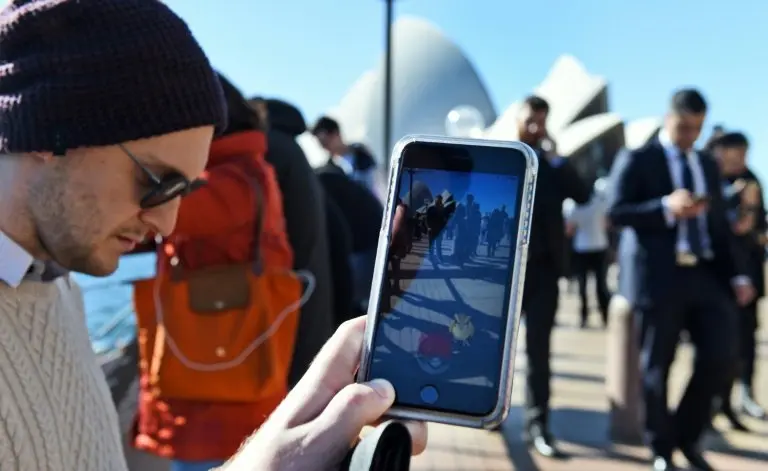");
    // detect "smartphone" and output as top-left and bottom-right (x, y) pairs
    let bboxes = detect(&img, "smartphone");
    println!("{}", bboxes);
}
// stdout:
(357, 135), (538, 429)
